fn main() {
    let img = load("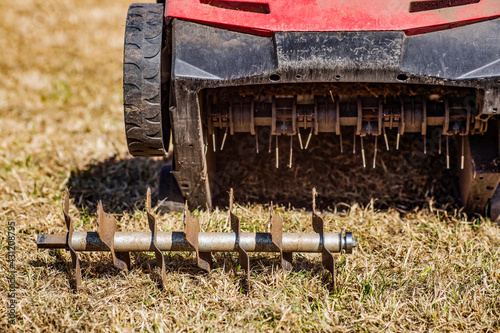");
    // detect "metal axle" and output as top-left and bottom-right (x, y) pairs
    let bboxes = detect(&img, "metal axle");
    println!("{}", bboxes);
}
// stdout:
(37, 231), (355, 253)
